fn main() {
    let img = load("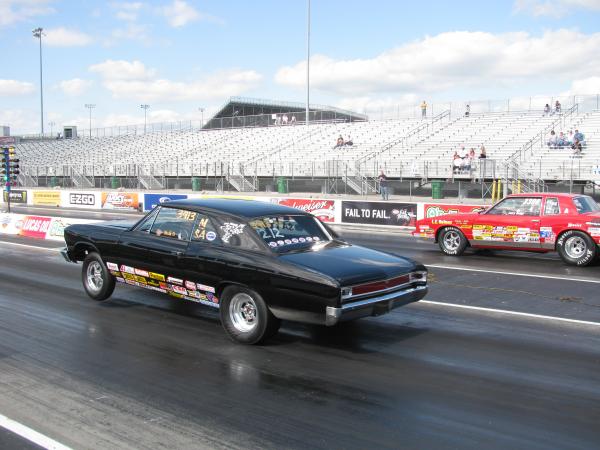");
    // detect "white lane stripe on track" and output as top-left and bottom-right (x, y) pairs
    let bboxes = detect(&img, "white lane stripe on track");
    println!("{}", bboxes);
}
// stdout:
(0, 413), (72, 450)
(427, 264), (600, 284)
(0, 241), (61, 251)
(421, 300), (600, 327)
